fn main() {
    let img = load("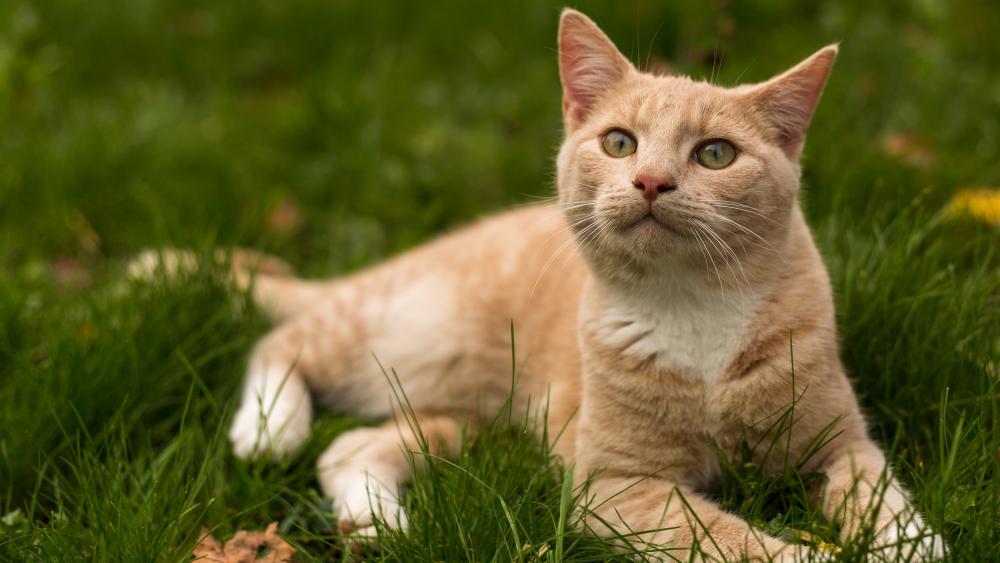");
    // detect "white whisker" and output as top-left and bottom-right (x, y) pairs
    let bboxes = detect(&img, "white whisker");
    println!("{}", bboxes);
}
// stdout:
(692, 222), (725, 296)
(694, 219), (750, 305)
(529, 213), (608, 299)
(533, 206), (603, 248)
(702, 199), (779, 225)
(688, 227), (718, 292)
(702, 210), (772, 251)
